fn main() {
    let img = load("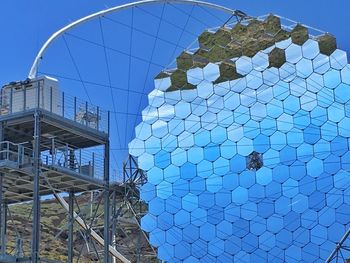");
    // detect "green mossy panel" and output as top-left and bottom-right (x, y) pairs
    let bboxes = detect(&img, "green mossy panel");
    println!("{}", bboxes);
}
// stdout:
(246, 19), (266, 37)
(155, 71), (169, 79)
(213, 28), (232, 47)
(265, 15), (282, 34)
(170, 69), (187, 88)
(231, 23), (247, 36)
(182, 83), (197, 90)
(214, 60), (242, 83)
(193, 51), (210, 68)
(167, 83), (196, 92)
(258, 35), (277, 51)
(207, 45), (233, 62)
(230, 17), (289, 58)
(269, 47), (286, 68)
(167, 69), (196, 91)
(291, 24), (309, 45)
(198, 31), (216, 49)
(273, 28), (291, 42)
(177, 52), (193, 70)
(242, 38), (263, 57)
(226, 42), (244, 58)
(317, 34), (337, 56)
(162, 15), (317, 92)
